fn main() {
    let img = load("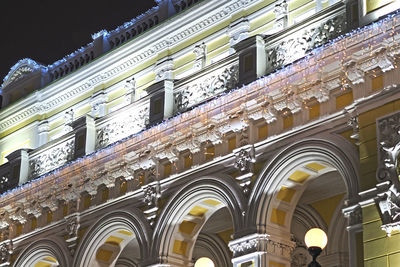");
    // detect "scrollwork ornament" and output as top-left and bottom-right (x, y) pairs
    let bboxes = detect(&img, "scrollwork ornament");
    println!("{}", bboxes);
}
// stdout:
(0, 240), (12, 264)
(234, 146), (255, 173)
(376, 185), (400, 236)
(376, 111), (400, 185)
